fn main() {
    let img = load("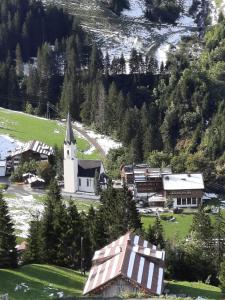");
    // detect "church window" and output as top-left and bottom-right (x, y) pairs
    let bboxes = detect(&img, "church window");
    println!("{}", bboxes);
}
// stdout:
(67, 150), (69, 156)
(79, 178), (81, 186)
(87, 179), (89, 187)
